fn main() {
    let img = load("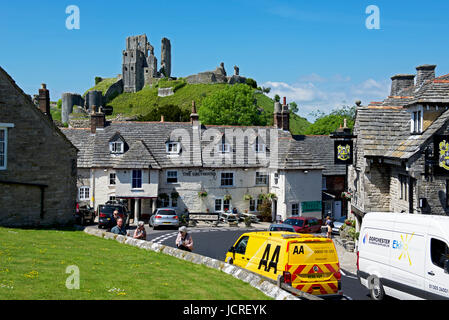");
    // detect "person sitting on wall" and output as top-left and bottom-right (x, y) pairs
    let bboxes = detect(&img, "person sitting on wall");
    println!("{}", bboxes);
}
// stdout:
(176, 226), (193, 252)
(108, 210), (119, 231)
(111, 218), (127, 236)
(133, 221), (147, 240)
